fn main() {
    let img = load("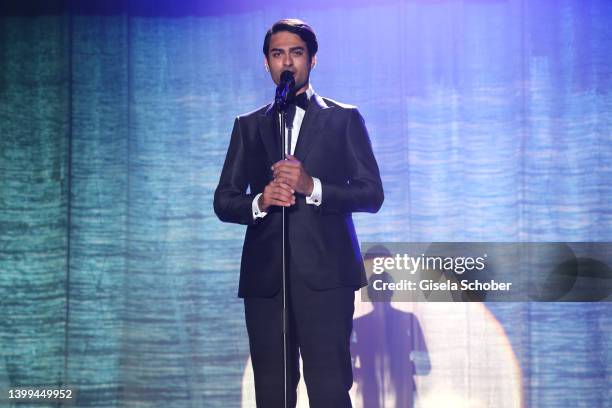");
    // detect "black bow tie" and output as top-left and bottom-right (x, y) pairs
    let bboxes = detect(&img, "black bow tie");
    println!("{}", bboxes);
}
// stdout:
(288, 92), (310, 111)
